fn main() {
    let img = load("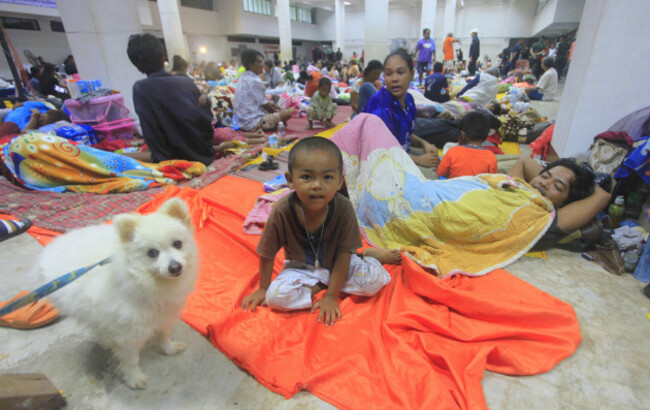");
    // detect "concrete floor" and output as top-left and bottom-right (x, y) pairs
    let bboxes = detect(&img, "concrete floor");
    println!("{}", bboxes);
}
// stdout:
(1, 83), (649, 409)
